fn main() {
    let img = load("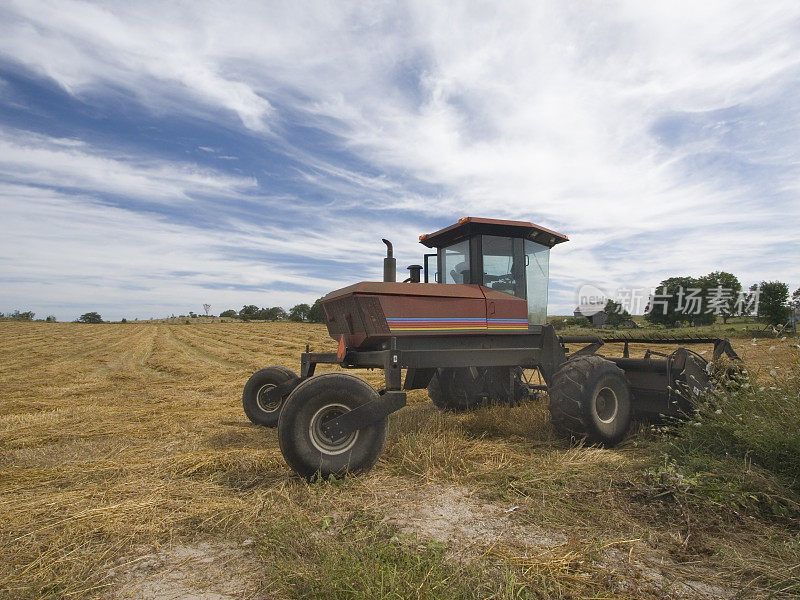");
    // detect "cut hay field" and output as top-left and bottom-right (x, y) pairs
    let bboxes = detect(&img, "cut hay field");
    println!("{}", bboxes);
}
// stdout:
(1, 322), (798, 600)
